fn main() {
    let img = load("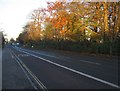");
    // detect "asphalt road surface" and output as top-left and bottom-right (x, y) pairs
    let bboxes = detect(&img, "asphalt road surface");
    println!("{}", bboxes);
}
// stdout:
(2, 45), (120, 90)
(2, 47), (34, 90)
